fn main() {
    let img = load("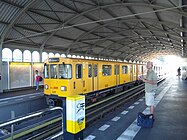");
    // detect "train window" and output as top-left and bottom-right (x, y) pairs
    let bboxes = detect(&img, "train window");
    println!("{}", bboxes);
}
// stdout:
(114, 65), (119, 75)
(59, 64), (72, 79)
(88, 64), (92, 78)
(102, 65), (111, 76)
(94, 64), (98, 77)
(44, 64), (49, 78)
(122, 66), (128, 74)
(134, 65), (136, 73)
(76, 64), (82, 79)
(138, 65), (142, 73)
(50, 64), (58, 79)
